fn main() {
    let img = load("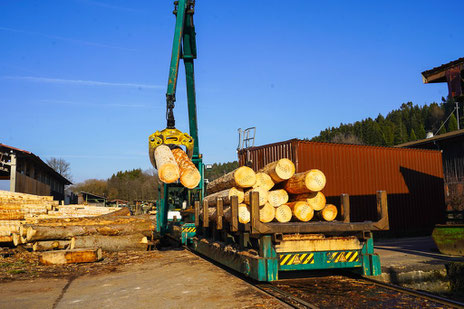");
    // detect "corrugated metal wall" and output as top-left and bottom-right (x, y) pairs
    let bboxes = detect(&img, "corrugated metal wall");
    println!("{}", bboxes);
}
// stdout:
(238, 139), (445, 233)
